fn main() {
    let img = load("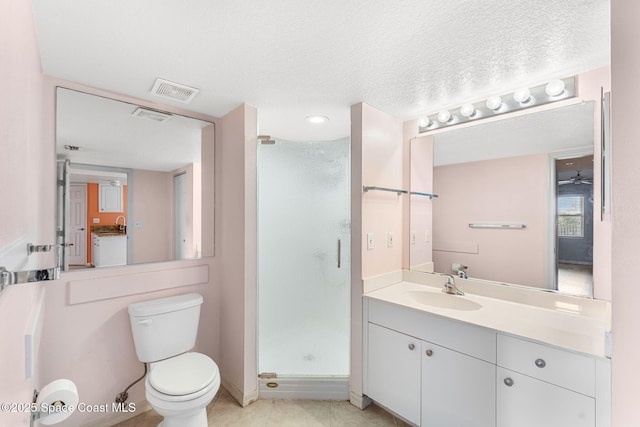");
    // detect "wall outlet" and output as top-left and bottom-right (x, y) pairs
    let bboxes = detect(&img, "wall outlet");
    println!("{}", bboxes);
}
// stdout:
(135, 220), (143, 228)
(367, 233), (375, 250)
(92, 218), (100, 224)
(387, 232), (394, 248)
